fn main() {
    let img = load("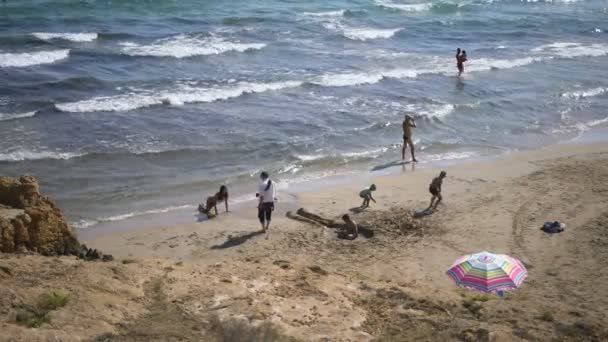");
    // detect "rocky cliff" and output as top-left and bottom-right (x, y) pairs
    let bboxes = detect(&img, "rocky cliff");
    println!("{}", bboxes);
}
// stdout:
(0, 175), (80, 255)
